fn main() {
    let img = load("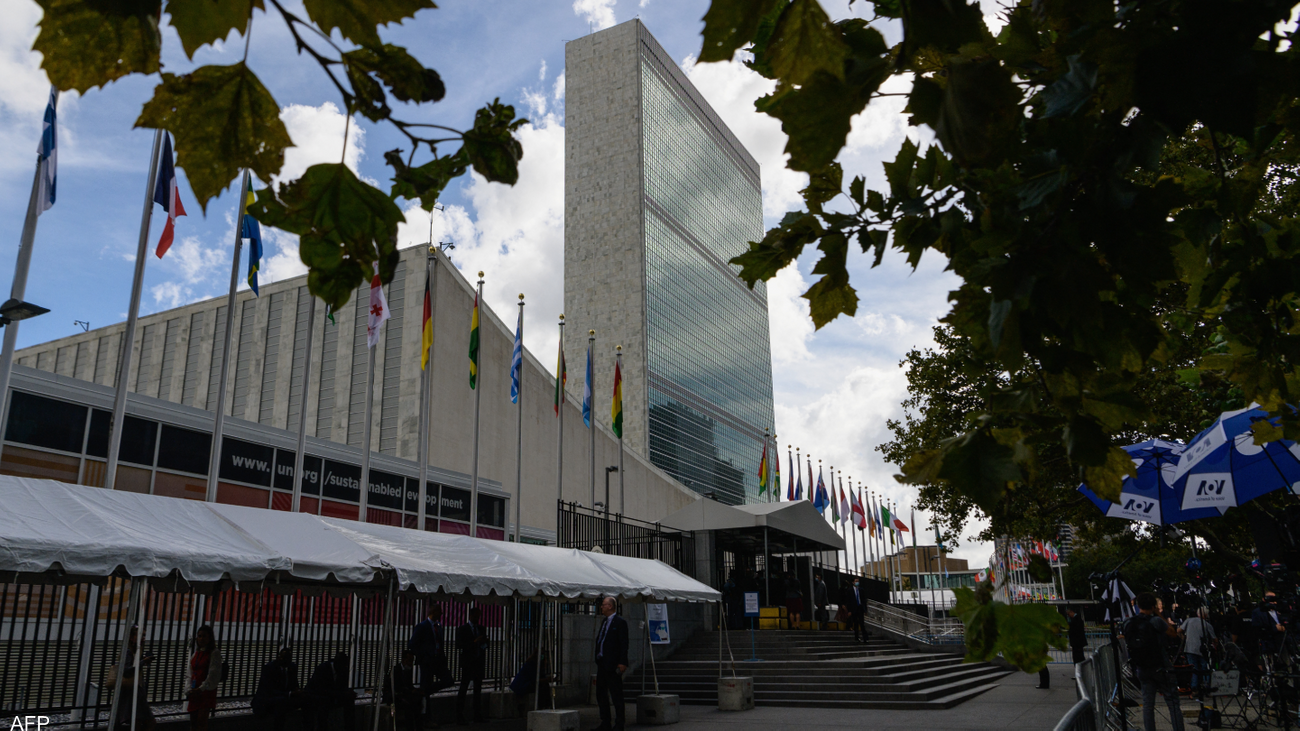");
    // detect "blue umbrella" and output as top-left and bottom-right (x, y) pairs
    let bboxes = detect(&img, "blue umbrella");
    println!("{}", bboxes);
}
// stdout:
(1078, 439), (1223, 525)
(1169, 405), (1300, 513)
